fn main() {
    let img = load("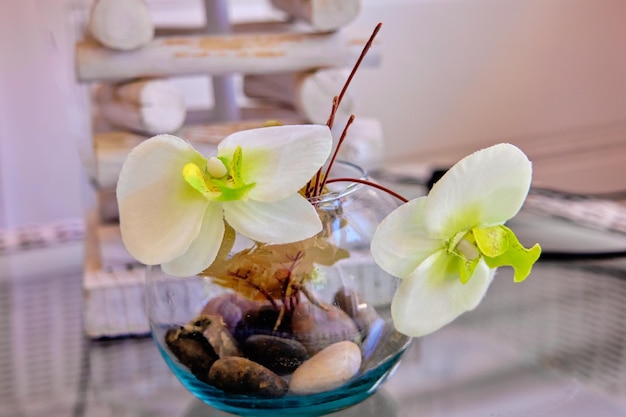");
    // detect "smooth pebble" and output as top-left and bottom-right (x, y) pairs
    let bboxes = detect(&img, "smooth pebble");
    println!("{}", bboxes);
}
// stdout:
(289, 341), (362, 395)
(292, 302), (359, 354)
(201, 293), (258, 333)
(165, 326), (218, 382)
(334, 287), (382, 335)
(243, 334), (309, 375)
(208, 356), (288, 398)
